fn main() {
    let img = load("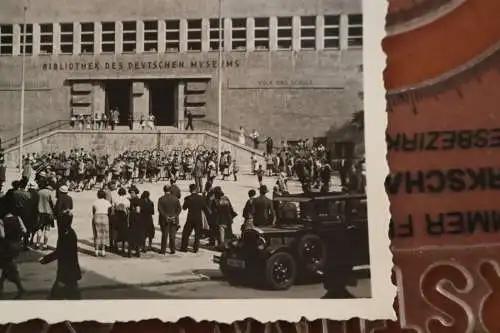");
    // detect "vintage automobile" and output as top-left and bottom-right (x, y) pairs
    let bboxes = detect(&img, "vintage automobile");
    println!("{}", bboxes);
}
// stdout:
(213, 191), (370, 290)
